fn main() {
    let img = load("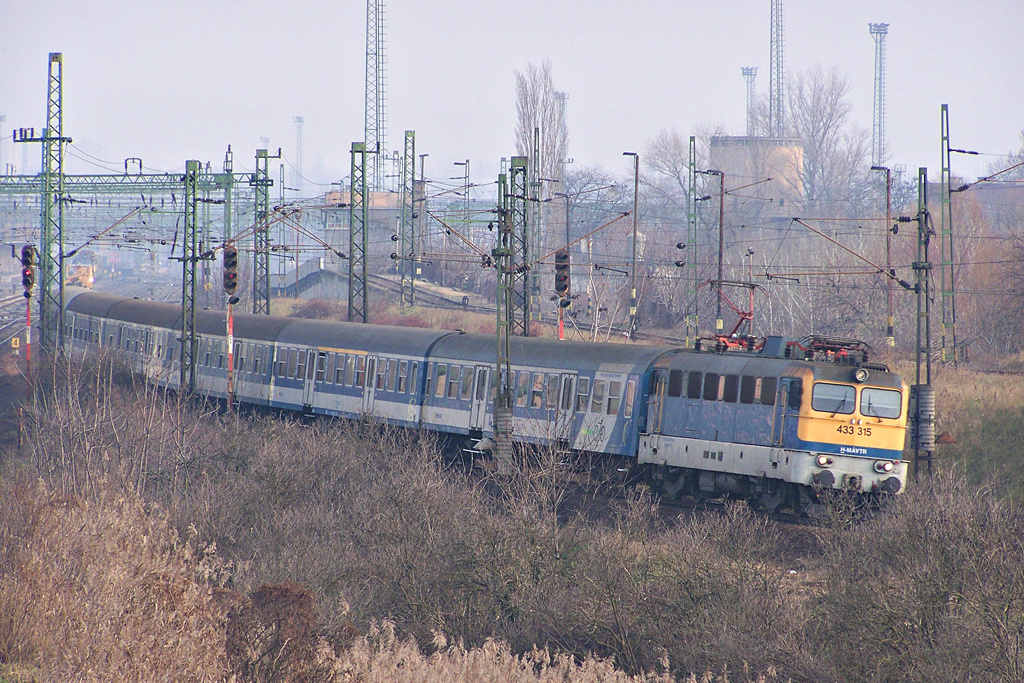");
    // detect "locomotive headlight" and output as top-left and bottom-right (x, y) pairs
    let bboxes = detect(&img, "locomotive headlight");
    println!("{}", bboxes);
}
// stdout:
(873, 460), (895, 473)
(816, 454), (833, 467)
(853, 368), (870, 383)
